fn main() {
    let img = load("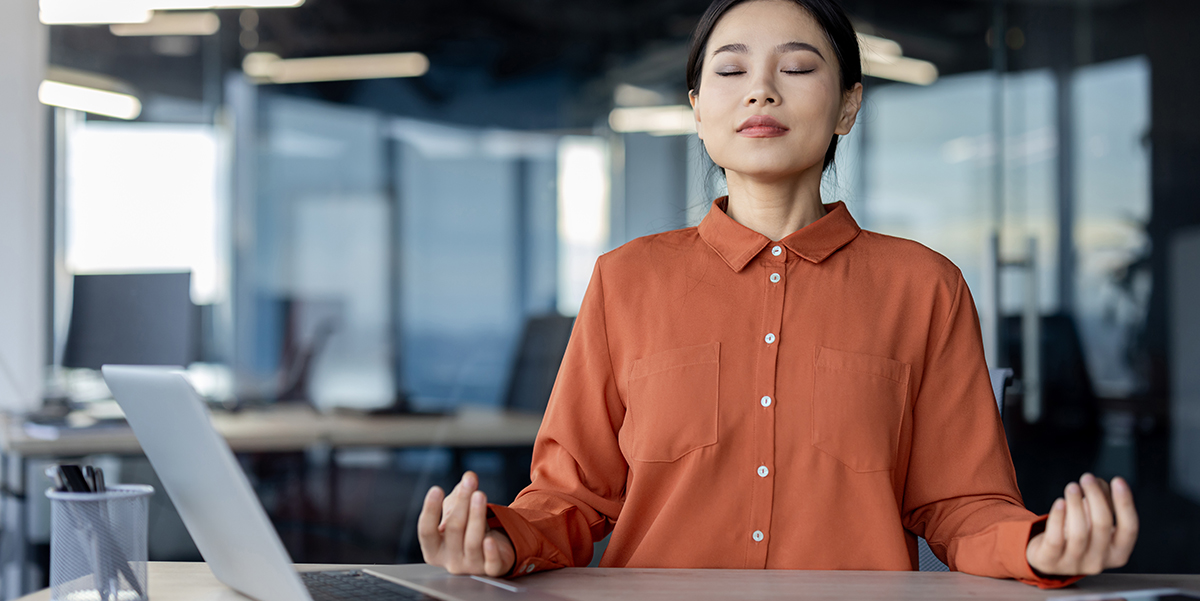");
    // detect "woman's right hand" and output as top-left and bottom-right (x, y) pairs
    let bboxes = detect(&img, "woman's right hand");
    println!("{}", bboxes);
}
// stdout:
(417, 471), (516, 576)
